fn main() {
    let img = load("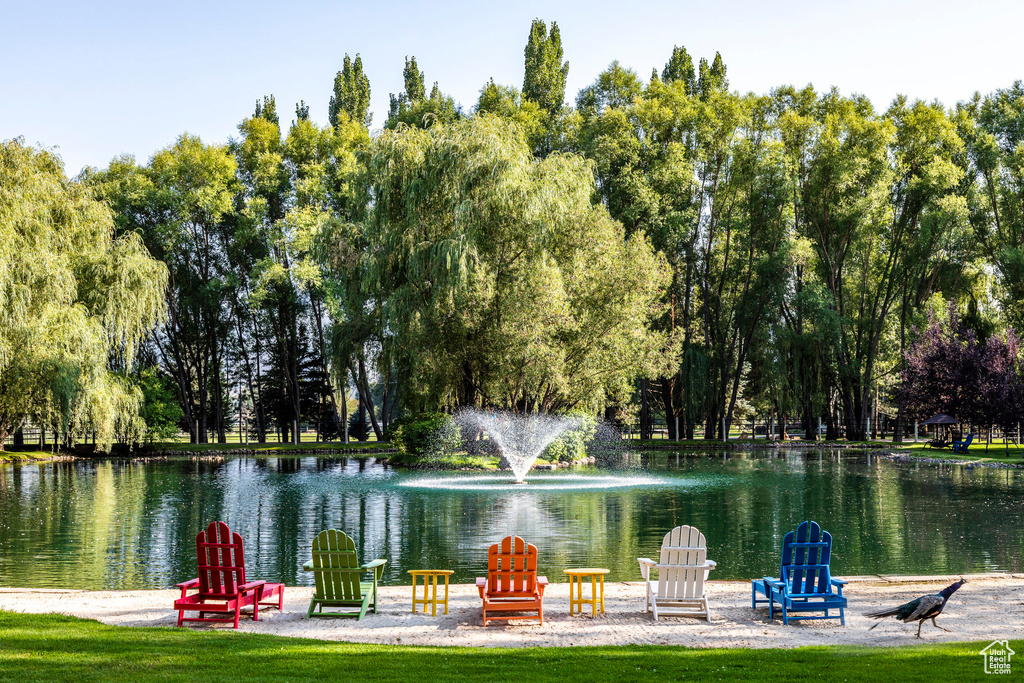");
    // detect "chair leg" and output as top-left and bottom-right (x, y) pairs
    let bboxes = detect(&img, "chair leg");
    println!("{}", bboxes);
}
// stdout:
(234, 603), (241, 629)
